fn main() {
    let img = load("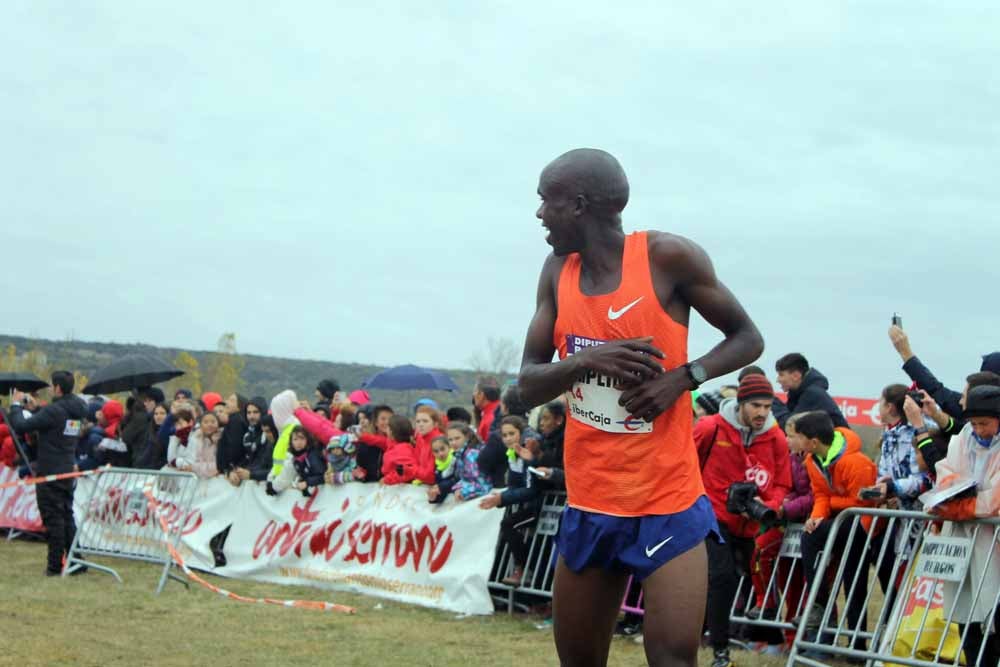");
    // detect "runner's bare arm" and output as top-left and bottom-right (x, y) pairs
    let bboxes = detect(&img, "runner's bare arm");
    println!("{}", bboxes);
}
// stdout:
(666, 236), (764, 380)
(519, 254), (666, 408)
(619, 235), (763, 421)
